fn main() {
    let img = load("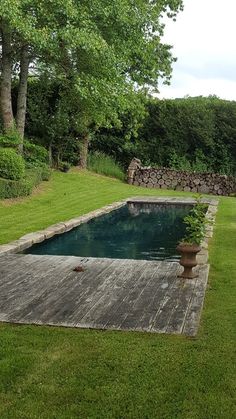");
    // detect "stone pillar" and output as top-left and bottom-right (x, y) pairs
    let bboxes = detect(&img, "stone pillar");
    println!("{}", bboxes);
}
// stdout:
(127, 158), (142, 184)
